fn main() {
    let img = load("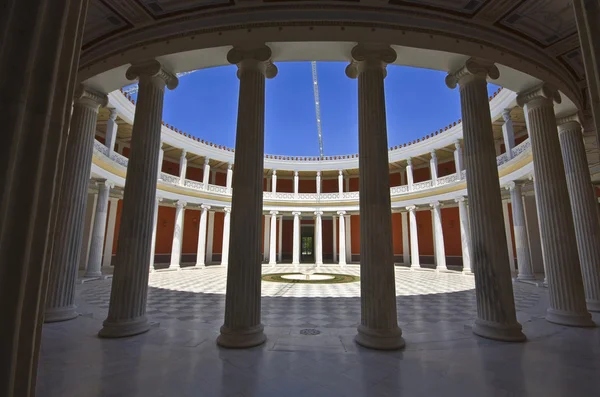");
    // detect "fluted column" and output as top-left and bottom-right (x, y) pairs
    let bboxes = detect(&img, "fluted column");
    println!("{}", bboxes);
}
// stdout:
(45, 87), (108, 323)
(269, 210), (278, 266)
(99, 60), (178, 338)
(345, 214), (352, 262)
(218, 45), (277, 348)
(292, 211), (301, 266)
(502, 199), (516, 272)
(272, 170), (277, 192)
(206, 211), (215, 264)
(332, 215), (337, 262)
(517, 85), (594, 326)
(558, 115), (600, 311)
(226, 163), (233, 193)
(454, 141), (464, 179)
(170, 200), (186, 269)
(407, 206), (420, 269)
(315, 211), (324, 267)
(149, 197), (162, 272)
(502, 109), (516, 159)
(278, 215), (283, 262)
(347, 44), (404, 350)
(430, 151), (438, 185)
(263, 214), (271, 263)
(179, 150), (187, 186)
(508, 182), (535, 281)
(294, 171), (299, 198)
(85, 180), (113, 278)
(401, 211), (409, 265)
(105, 108), (118, 156)
(406, 158), (414, 191)
(338, 170), (344, 197)
(195, 205), (210, 268)
(221, 207), (231, 266)
(103, 198), (119, 268)
(431, 201), (447, 271)
(455, 197), (472, 274)
(202, 157), (210, 190)
(337, 211), (347, 266)
(447, 58), (524, 341)
(316, 171), (321, 195)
